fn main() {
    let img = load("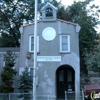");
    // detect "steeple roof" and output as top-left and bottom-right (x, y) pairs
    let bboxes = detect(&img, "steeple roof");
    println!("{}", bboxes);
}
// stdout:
(41, 2), (57, 11)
